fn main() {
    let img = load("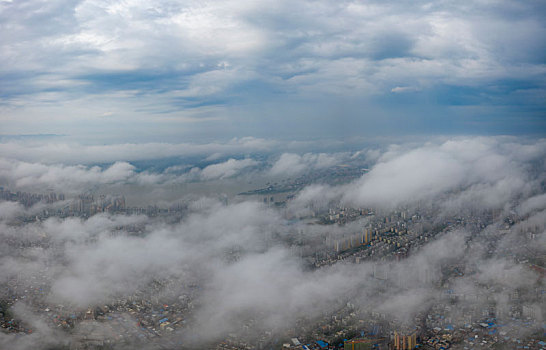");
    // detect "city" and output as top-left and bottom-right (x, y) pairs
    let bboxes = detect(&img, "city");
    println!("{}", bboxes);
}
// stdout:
(1, 0), (545, 349)
(0, 168), (544, 349)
